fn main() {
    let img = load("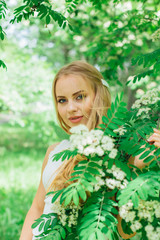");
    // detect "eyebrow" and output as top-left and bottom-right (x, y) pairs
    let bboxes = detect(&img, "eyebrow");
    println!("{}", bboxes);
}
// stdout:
(56, 90), (85, 99)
